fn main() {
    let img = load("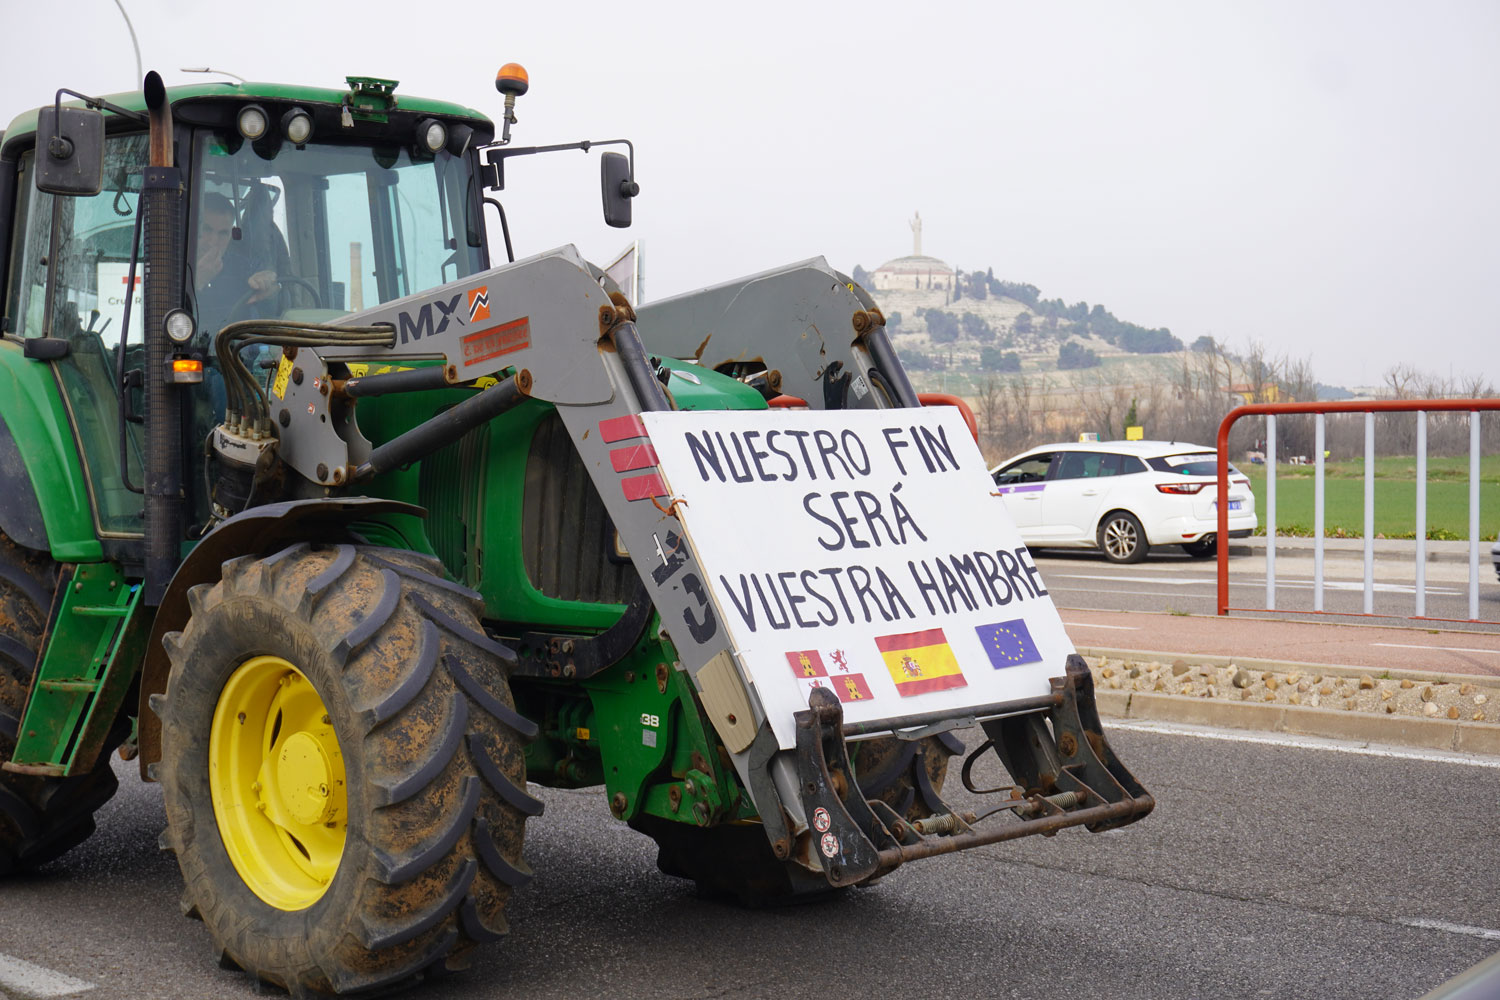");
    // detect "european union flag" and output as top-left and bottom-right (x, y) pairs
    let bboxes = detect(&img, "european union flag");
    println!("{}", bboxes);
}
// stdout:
(975, 619), (1042, 669)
